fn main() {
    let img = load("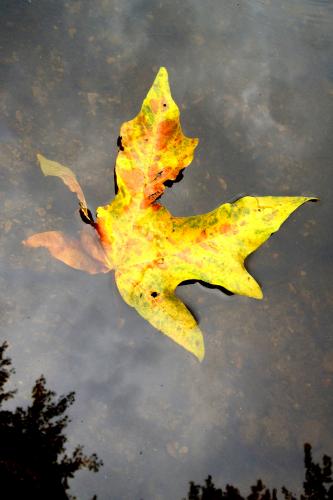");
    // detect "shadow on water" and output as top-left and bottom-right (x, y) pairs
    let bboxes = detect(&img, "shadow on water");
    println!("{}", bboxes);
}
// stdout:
(179, 279), (234, 297)
(177, 281), (234, 324)
(2, 339), (333, 500)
